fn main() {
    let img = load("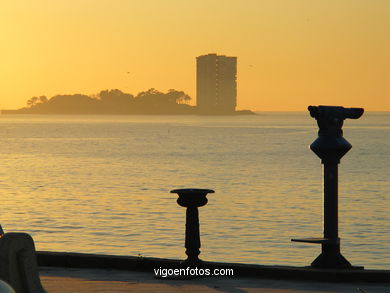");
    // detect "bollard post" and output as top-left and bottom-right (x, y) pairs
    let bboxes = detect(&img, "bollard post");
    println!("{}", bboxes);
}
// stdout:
(292, 105), (364, 269)
(171, 188), (214, 266)
(0, 233), (46, 292)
